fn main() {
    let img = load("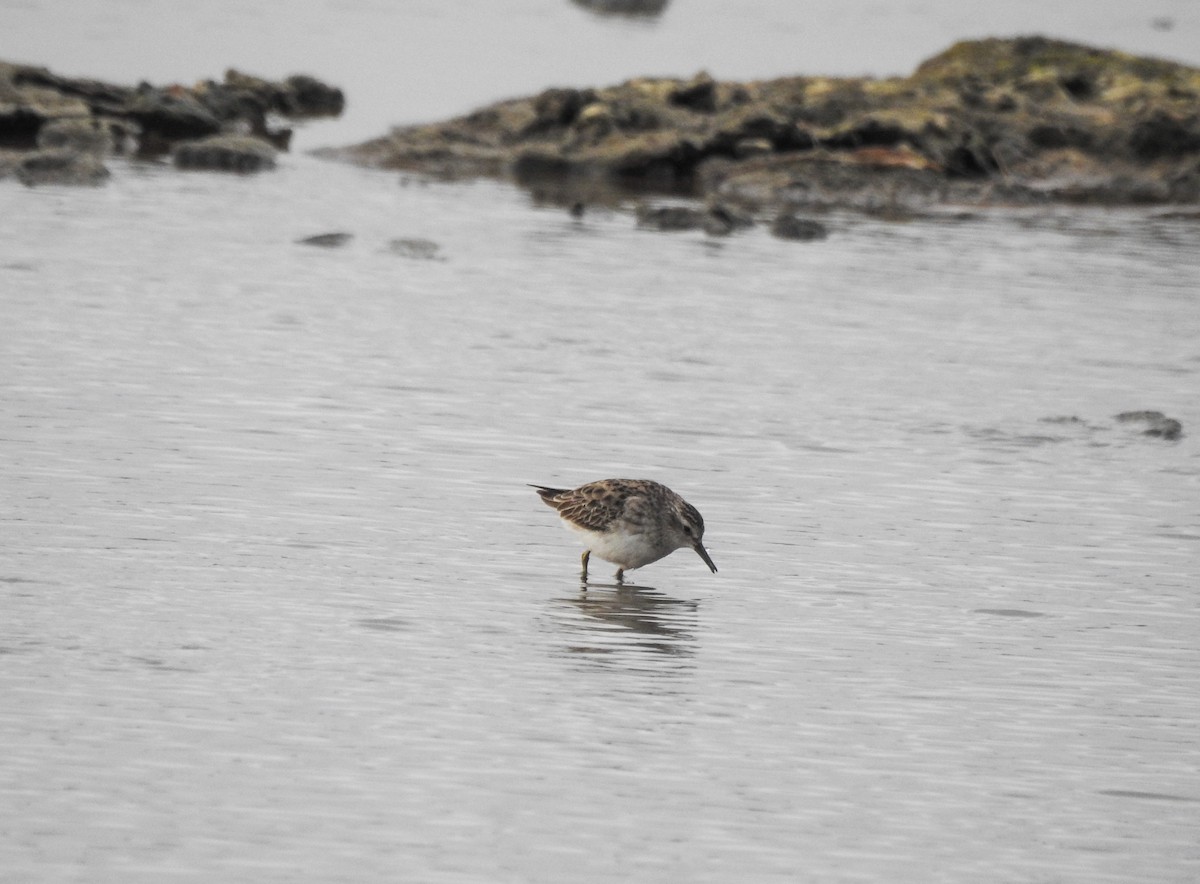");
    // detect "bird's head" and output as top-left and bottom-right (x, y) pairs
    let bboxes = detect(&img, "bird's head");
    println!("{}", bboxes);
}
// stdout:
(671, 500), (717, 573)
